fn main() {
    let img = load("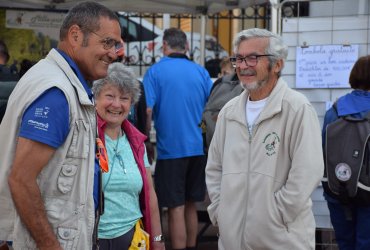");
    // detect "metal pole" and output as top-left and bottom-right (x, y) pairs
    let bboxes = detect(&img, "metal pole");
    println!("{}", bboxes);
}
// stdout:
(270, 0), (280, 34)
(200, 14), (206, 66)
(163, 13), (170, 30)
